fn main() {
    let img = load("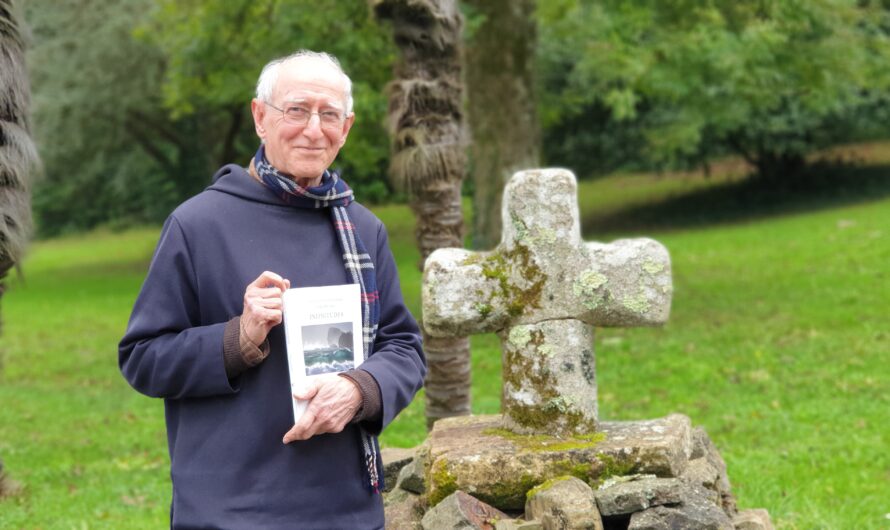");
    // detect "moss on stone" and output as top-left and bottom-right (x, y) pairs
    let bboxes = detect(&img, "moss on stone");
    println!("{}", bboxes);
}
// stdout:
(593, 453), (637, 486)
(481, 473), (539, 508)
(553, 460), (598, 484)
(525, 475), (574, 501)
(482, 429), (605, 453)
(428, 459), (458, 507)
(472, 241), (544, 320)
(460, 252), (484, 266)
(502, 325), (596, 435)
